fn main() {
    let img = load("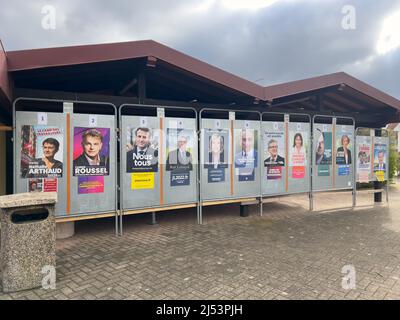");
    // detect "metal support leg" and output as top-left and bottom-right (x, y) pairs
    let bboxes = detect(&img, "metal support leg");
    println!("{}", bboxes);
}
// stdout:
(119, 210), (123, 236)
(149, 211), (158, 225)
(259, 197), (263, 216)
(198, 203), (203, 225)
(386, 182), (389, 203)
(115, 211), (119, 236)
(309, 192), (313, 211)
